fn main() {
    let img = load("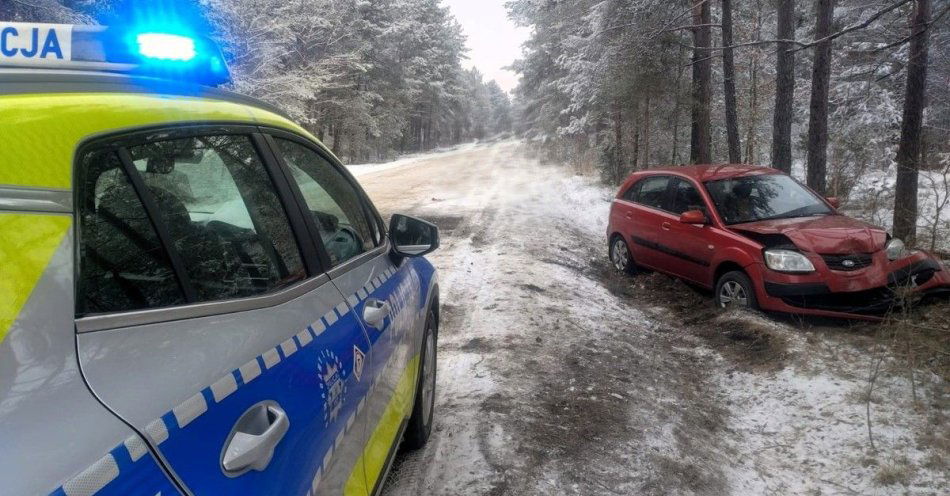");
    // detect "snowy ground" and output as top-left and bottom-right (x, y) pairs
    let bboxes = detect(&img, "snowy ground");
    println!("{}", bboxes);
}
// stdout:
(357, 141), (947, 495)
(347, 142), (485, 178)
